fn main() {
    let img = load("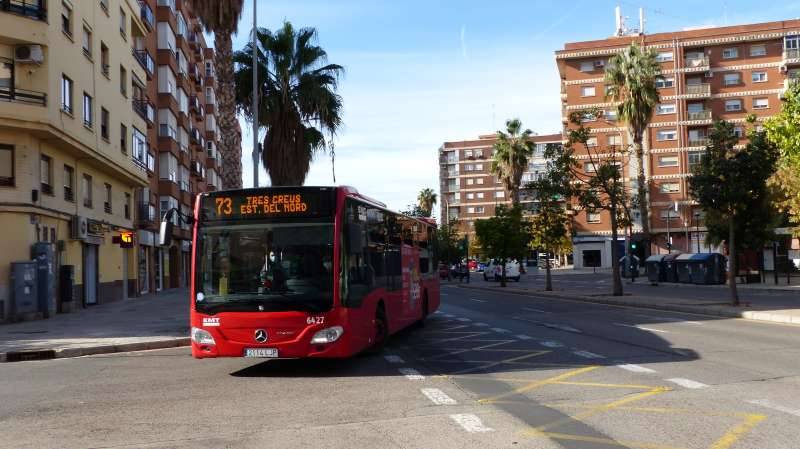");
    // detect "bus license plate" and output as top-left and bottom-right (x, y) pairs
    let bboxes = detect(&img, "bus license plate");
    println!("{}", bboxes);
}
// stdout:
(244, 348), (278, 358)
